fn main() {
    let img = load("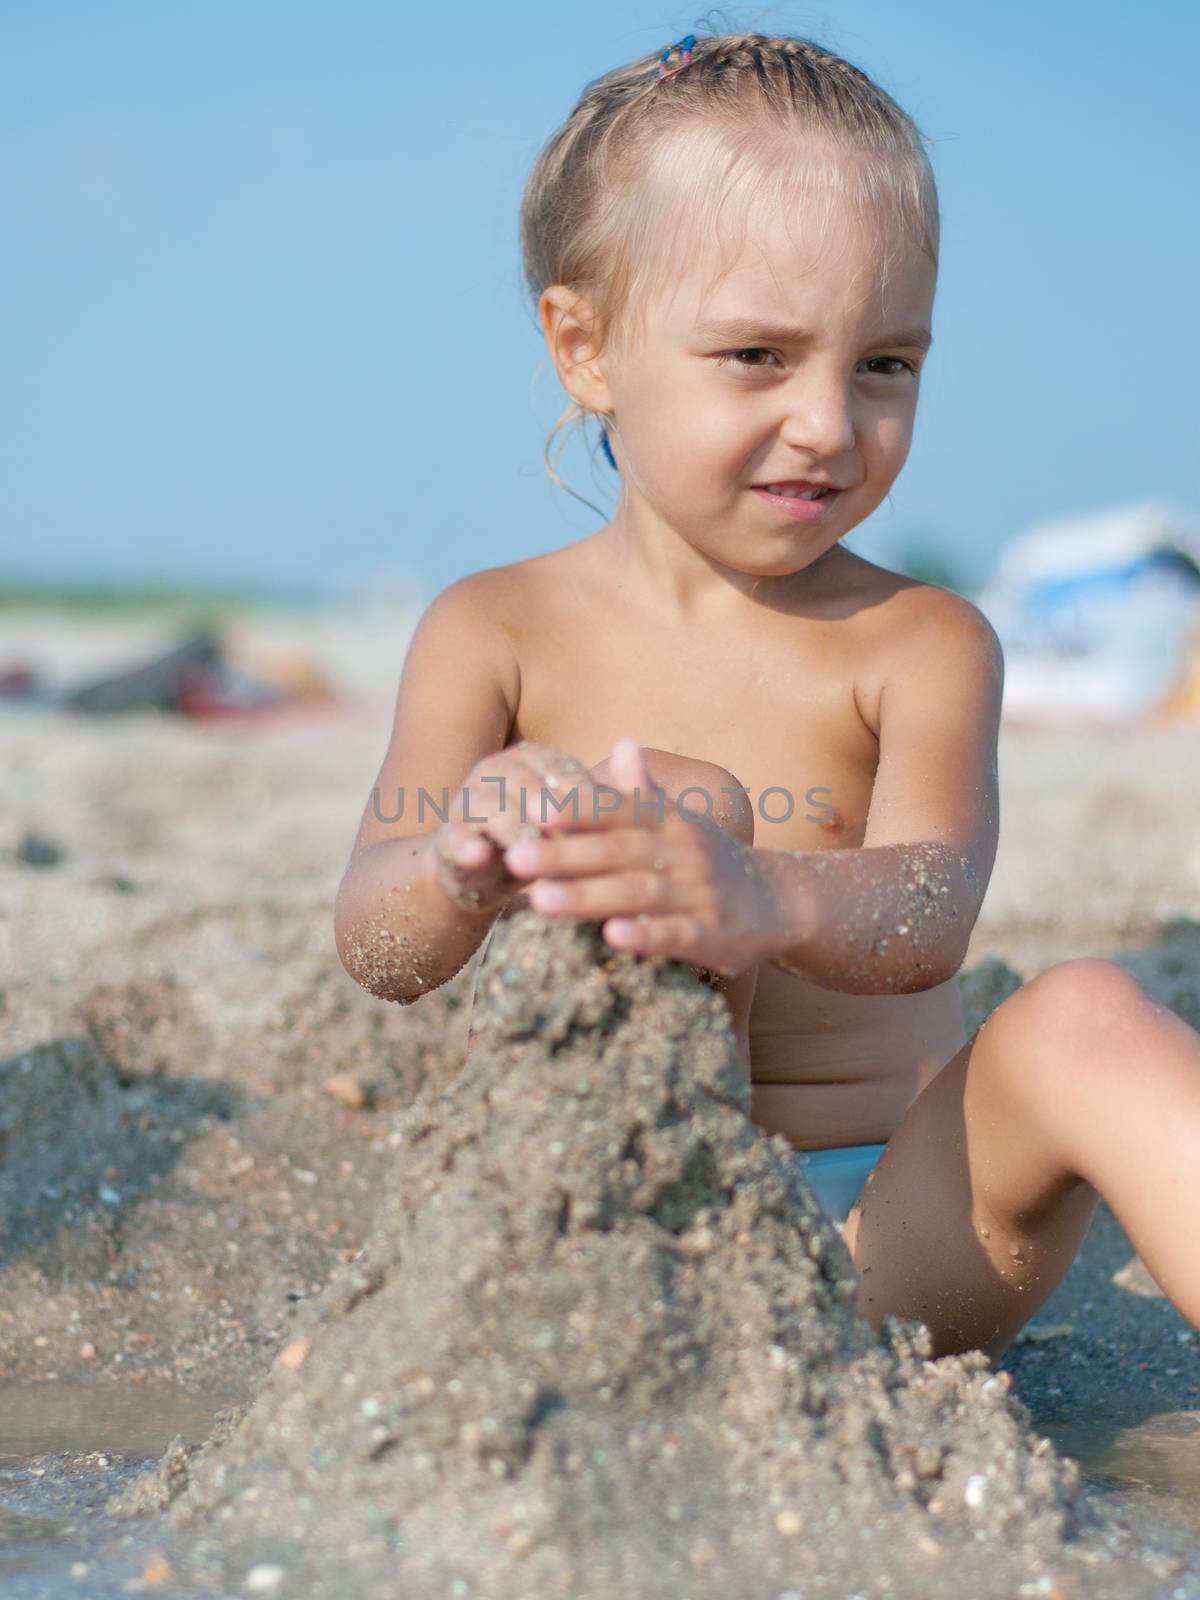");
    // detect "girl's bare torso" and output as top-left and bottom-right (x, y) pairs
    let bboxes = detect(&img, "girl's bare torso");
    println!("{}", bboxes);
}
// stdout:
(470, 534), (969, 1152)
